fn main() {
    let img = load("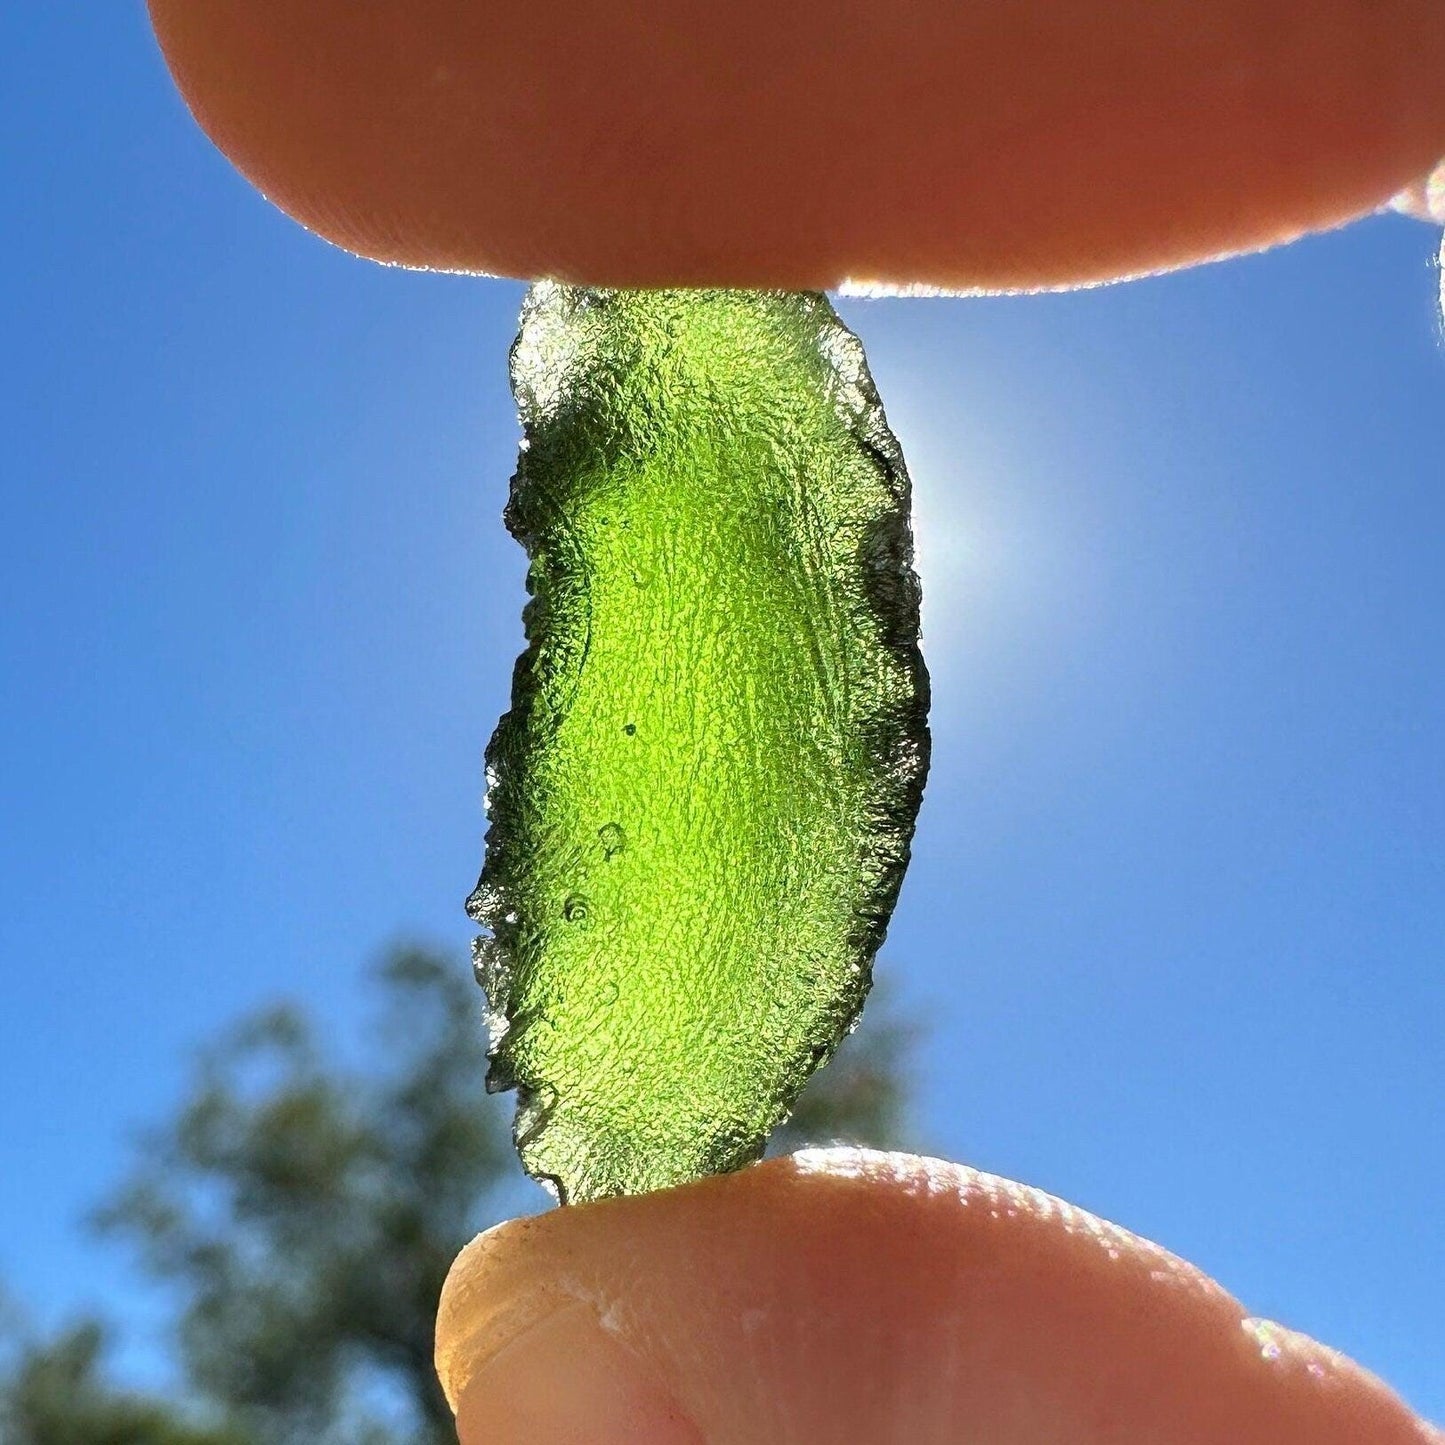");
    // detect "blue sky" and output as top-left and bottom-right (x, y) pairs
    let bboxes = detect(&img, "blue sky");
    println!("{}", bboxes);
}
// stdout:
(2, 4), (1442, 1421)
